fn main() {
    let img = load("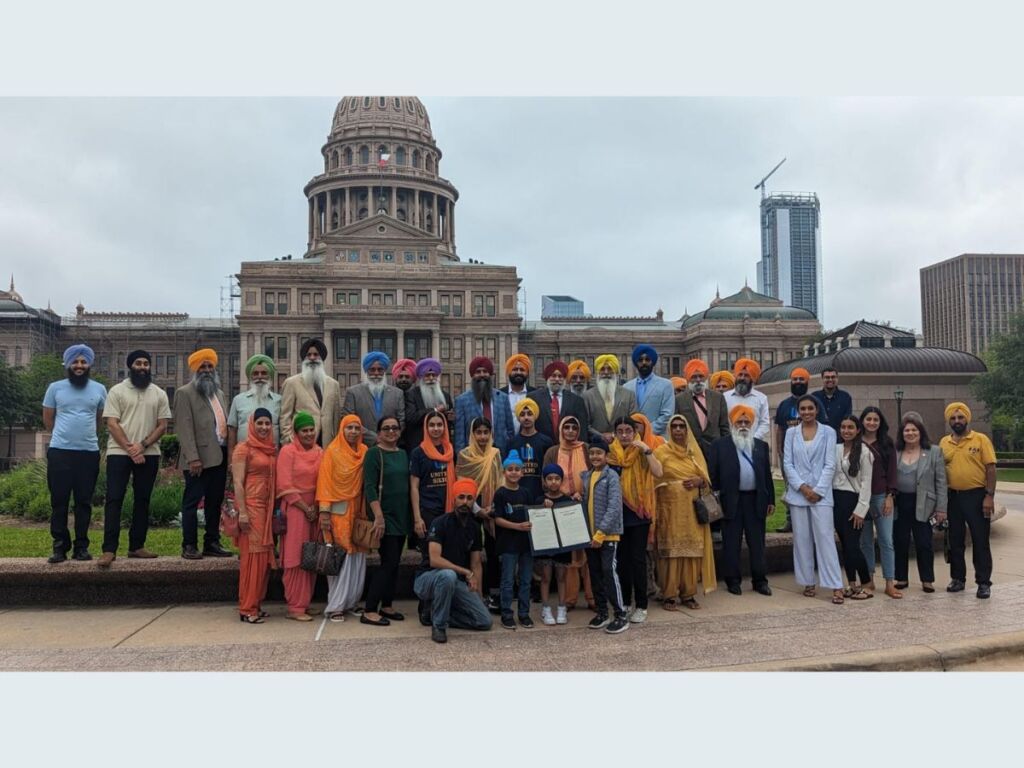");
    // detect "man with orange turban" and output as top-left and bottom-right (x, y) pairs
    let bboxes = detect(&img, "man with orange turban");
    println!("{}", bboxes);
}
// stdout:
(503, 353), (533, 433)
(674, 357), (729, 456)
(773, 366), (826, 533)
(710, 370), (735, 392)
(175, 347), (232, 560)
(670, 376), (686, 395)
(568, 360), (592, 395)
(413, 475), (493, 643)
(708, 404), (775, 596)
(724, 357), (770, 442)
